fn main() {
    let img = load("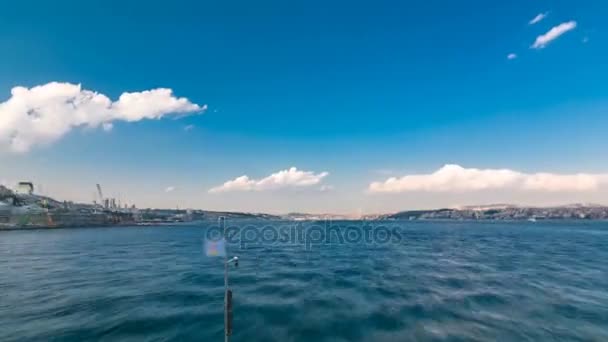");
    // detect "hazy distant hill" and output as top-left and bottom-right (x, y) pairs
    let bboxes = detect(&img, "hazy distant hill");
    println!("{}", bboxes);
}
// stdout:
(382, 204), (608, 220)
